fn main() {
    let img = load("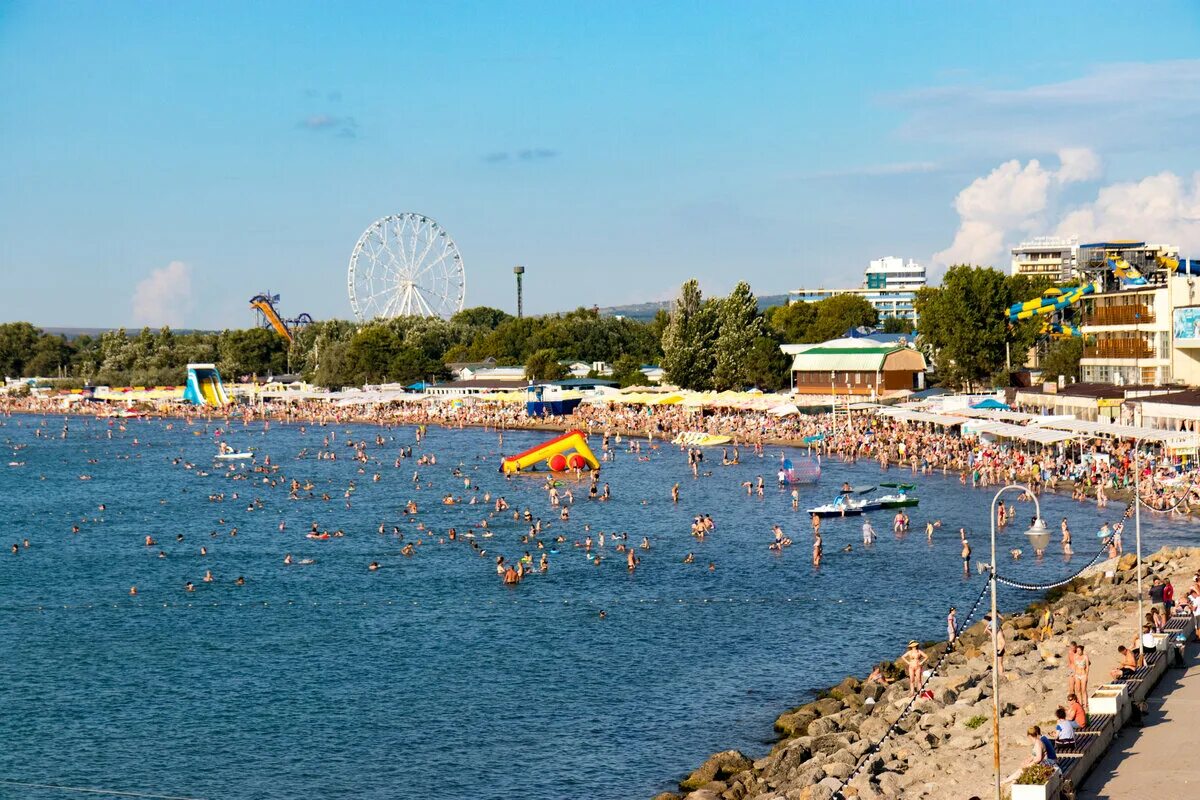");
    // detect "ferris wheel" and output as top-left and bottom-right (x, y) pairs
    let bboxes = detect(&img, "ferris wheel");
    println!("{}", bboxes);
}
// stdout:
(347, 213), (466, 320)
